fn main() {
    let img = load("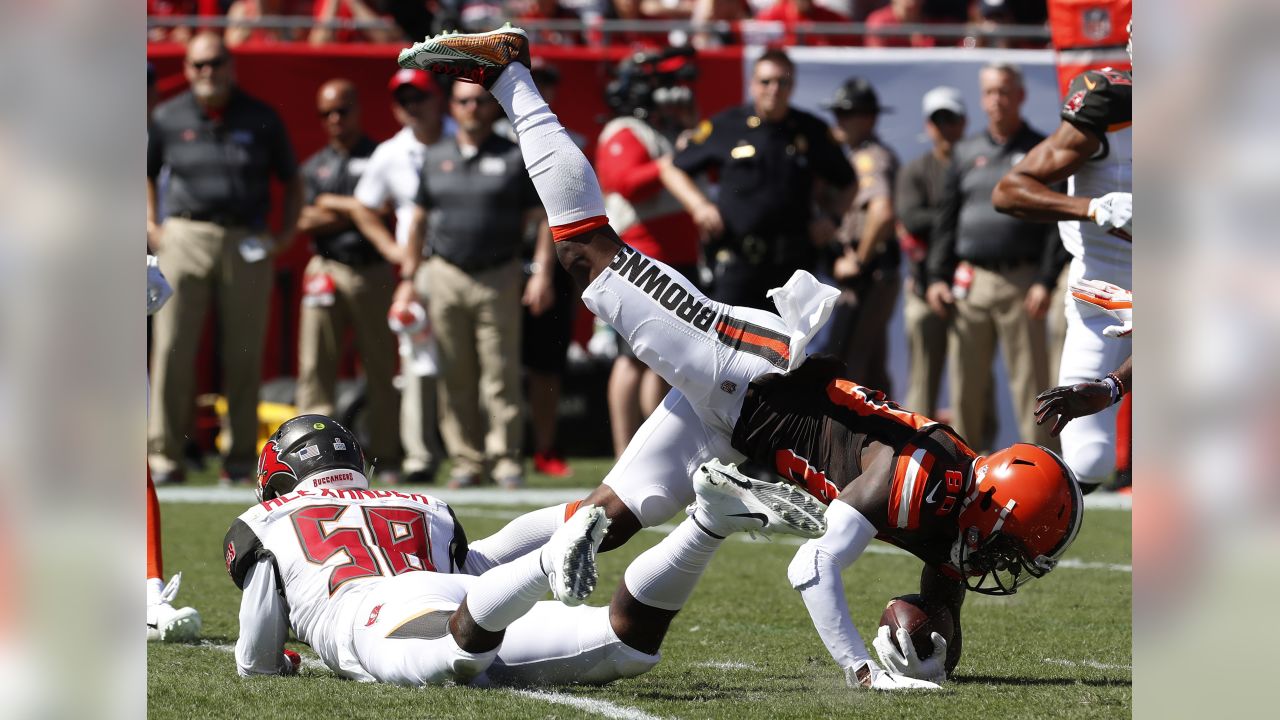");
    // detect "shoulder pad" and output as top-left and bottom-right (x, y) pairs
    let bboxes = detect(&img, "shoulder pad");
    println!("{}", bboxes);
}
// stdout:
(223, 518), (267, 590)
